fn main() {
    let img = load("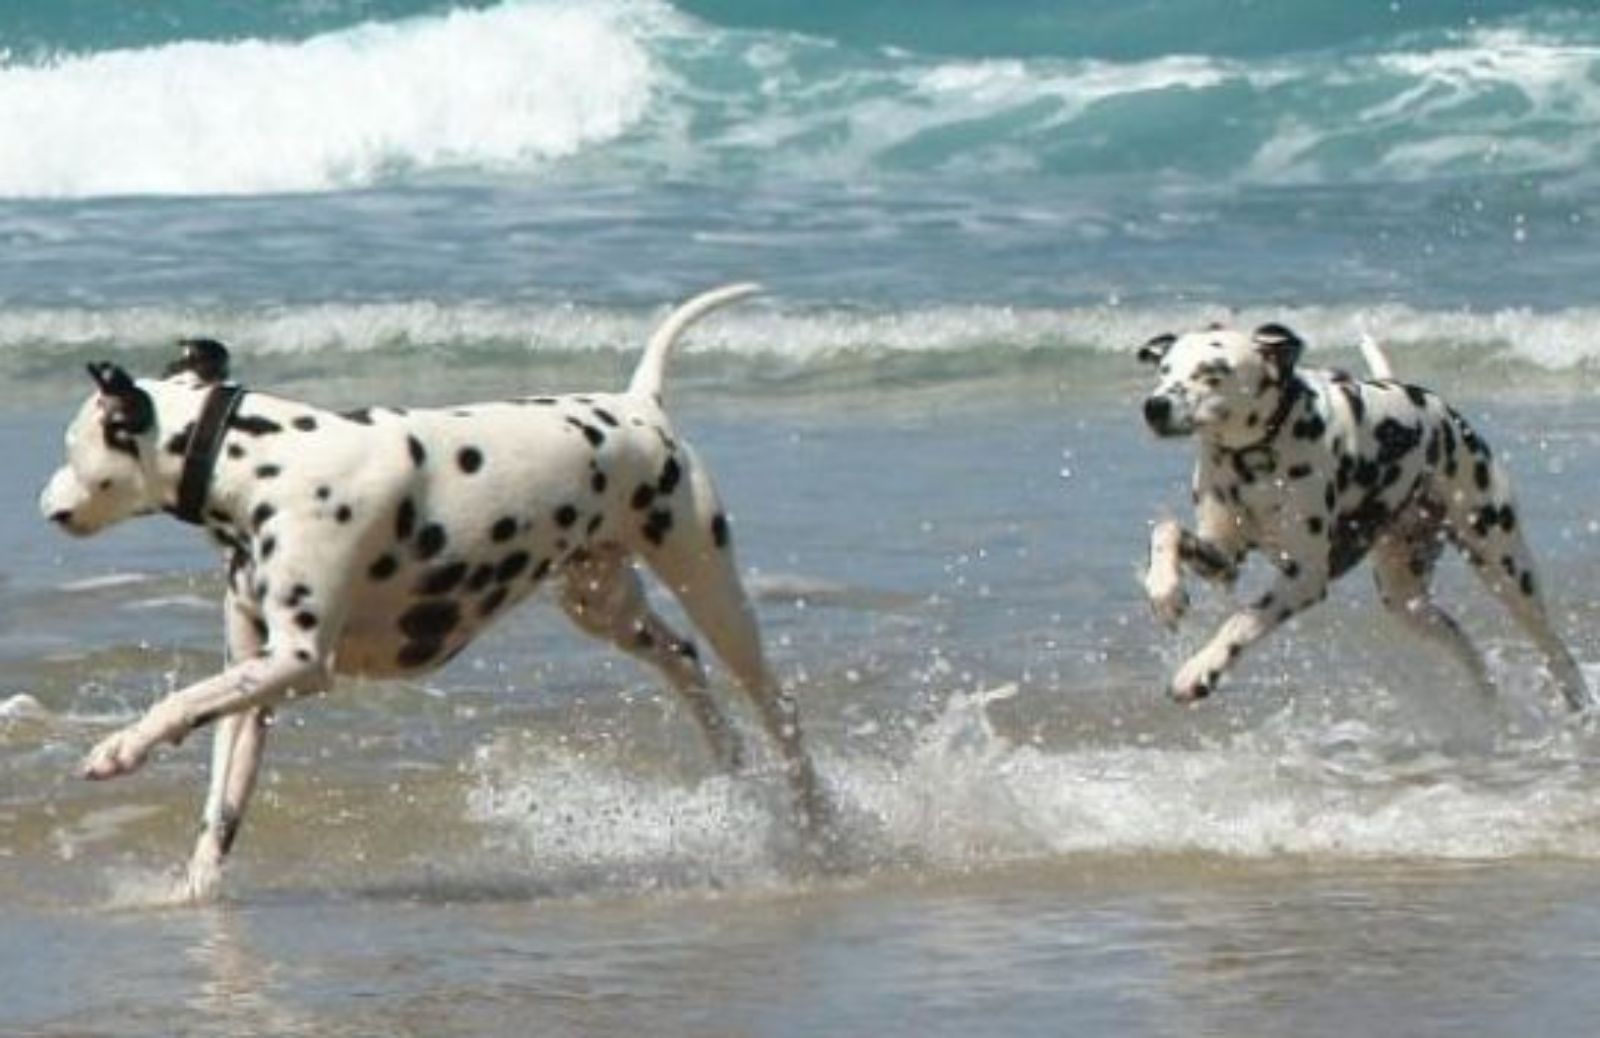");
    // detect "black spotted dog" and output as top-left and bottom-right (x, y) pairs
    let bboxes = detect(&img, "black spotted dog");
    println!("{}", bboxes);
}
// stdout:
(1138, 322), (1589, 709)
(40, 283), (829, 899)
